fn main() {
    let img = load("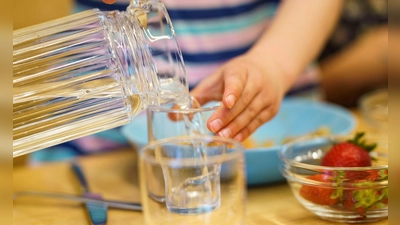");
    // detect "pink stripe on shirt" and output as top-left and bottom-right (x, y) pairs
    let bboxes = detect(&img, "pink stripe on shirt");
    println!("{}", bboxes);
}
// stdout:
(185, 62), (223, 85)
(177, 20), (271, 54)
